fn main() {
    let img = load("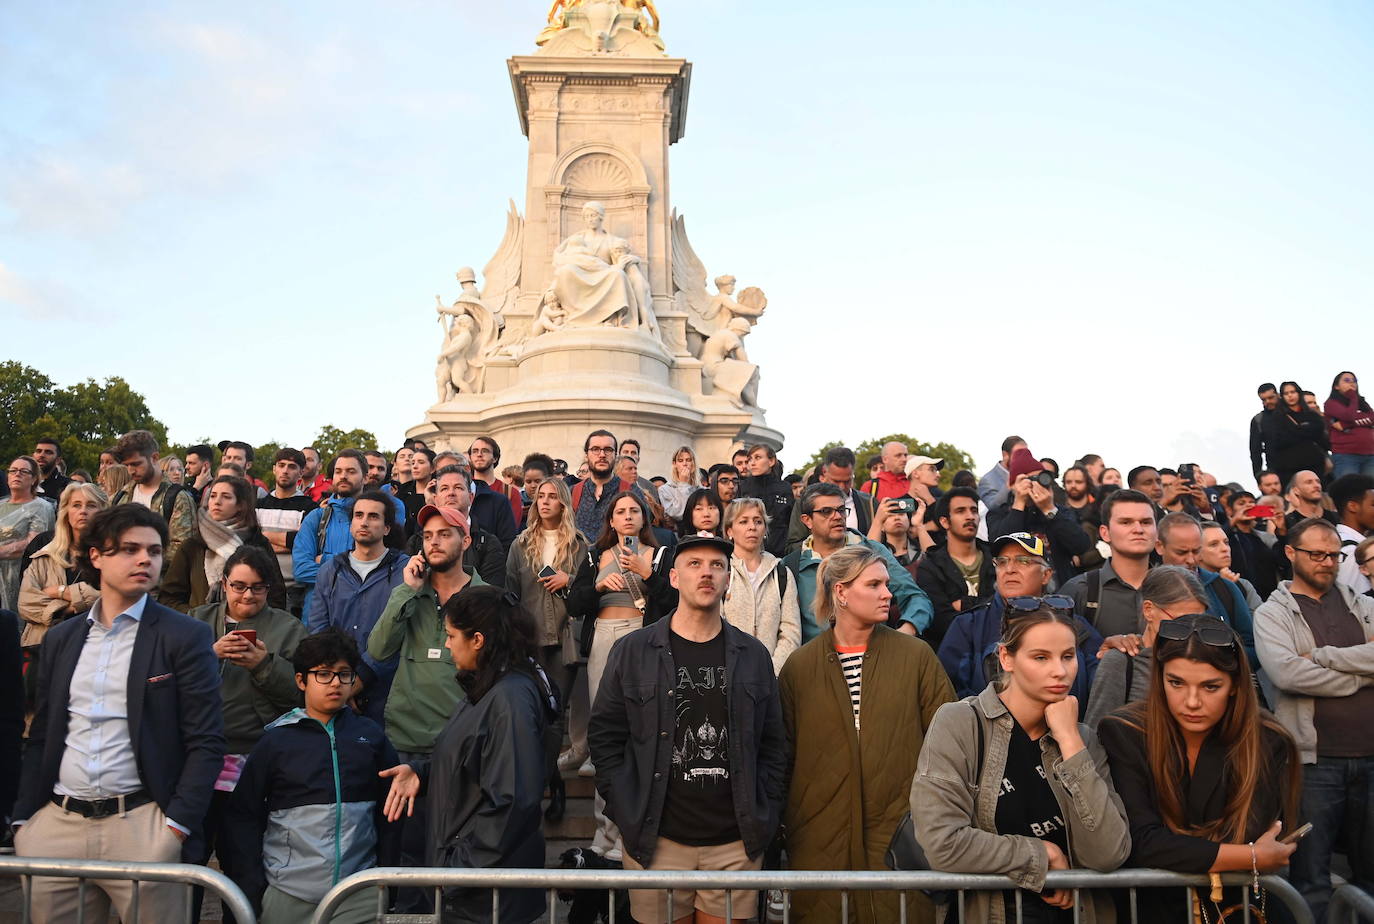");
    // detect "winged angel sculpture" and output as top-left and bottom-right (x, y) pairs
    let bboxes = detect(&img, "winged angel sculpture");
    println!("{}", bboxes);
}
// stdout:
(672, 211), (767, 354)
(434, 202), (523, 401)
